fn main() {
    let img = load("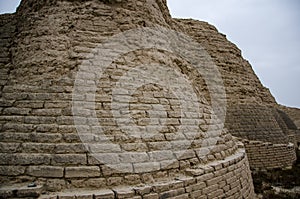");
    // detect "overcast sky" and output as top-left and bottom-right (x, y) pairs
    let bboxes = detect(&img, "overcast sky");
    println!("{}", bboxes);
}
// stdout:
(168, 0), (300, 108)
(1, 0), (299, 108)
